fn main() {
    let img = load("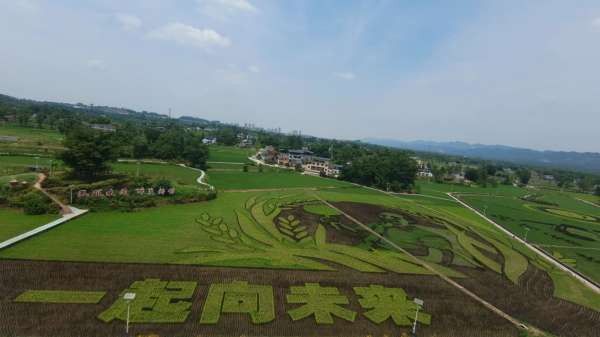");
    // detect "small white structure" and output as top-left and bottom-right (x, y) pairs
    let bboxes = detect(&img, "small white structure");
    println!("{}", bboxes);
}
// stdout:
(202, 136), (216, 144)
(417, 169), (433, 177)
